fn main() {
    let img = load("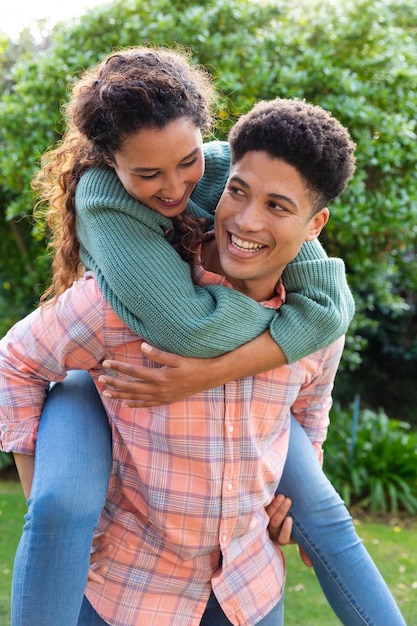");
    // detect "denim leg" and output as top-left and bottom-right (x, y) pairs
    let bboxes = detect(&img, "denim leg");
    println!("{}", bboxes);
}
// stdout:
(12, 371), (112, 626)
(77, 596), (109, 625)
(277, 415), (406, 626)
